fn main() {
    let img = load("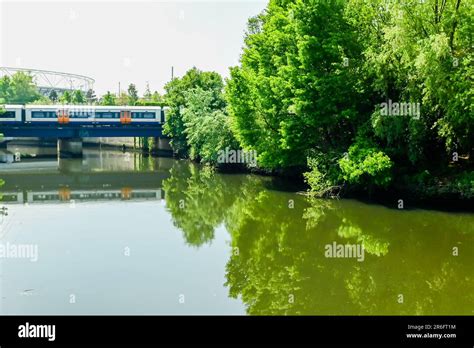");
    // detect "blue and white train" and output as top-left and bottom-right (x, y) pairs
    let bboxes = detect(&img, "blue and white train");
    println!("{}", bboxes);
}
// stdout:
(0, 105), (168, 125)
